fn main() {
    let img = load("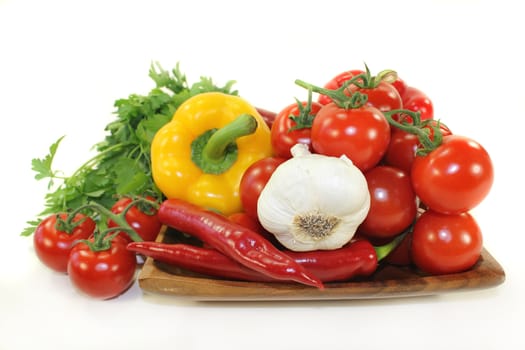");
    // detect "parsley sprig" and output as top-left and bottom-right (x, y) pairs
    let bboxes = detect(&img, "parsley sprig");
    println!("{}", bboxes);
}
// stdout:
(22, 62), (238, 236)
